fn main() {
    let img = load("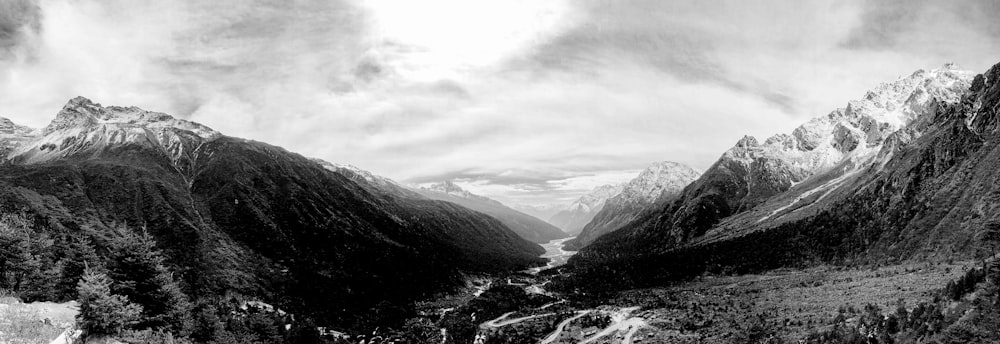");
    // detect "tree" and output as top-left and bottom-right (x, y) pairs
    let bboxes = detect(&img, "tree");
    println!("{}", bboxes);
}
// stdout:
(56, 236), (101, 300)
(980, 221), (1000, 268)
(107, 225), (193, 335)
(0, 212), (59, 300)
(0, 213), (37, 291)
(76, 268), (143, 337)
